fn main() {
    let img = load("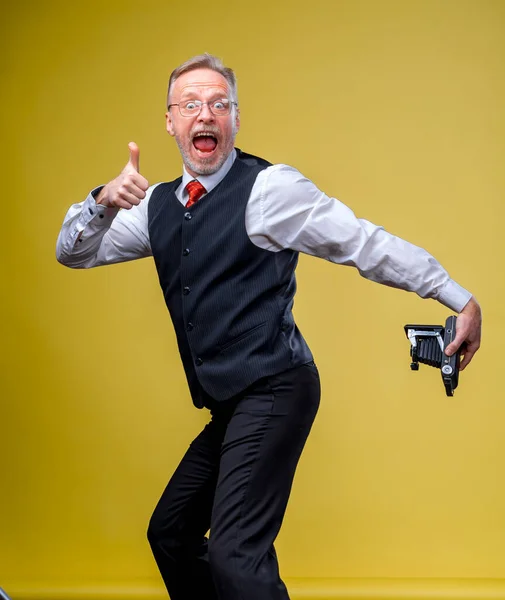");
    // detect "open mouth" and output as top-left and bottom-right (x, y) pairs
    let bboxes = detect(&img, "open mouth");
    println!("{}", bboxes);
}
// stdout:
(192, 132), (218, 155)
